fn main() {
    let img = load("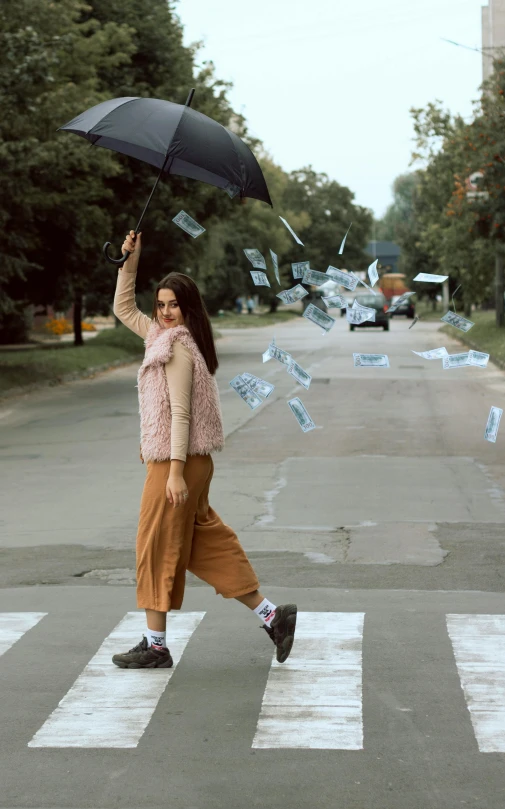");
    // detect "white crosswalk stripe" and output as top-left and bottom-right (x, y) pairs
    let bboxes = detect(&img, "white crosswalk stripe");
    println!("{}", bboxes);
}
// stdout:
(446, 614), (505, 753)
(0, 612), (47, 656)
(252, 612), (364, 749)
(28, 611), (205, 749)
